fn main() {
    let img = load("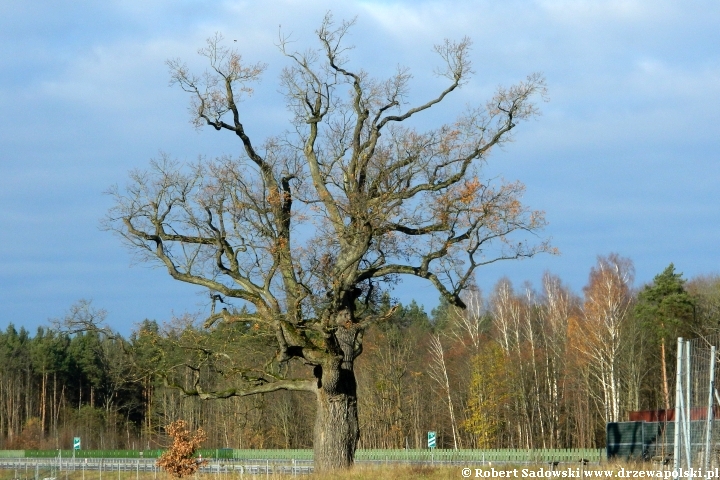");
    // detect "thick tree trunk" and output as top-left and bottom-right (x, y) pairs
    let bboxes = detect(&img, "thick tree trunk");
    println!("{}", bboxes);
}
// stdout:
(313, 377), (359, 471)
(312, 324), (360, 471)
